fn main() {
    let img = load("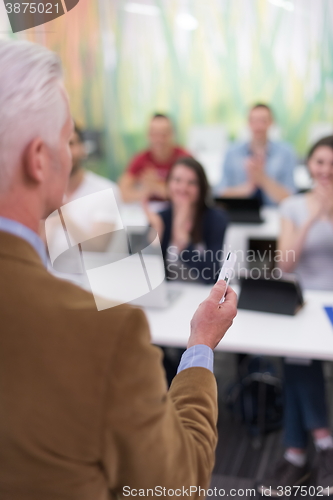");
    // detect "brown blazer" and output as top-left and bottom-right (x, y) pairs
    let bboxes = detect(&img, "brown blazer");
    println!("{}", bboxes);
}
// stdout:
(0, 231), (218, 500)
